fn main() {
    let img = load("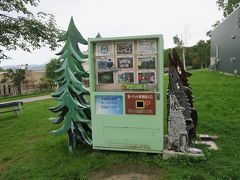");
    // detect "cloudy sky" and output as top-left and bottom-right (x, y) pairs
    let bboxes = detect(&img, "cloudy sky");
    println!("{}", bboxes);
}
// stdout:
(2, 0), (223, 66)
